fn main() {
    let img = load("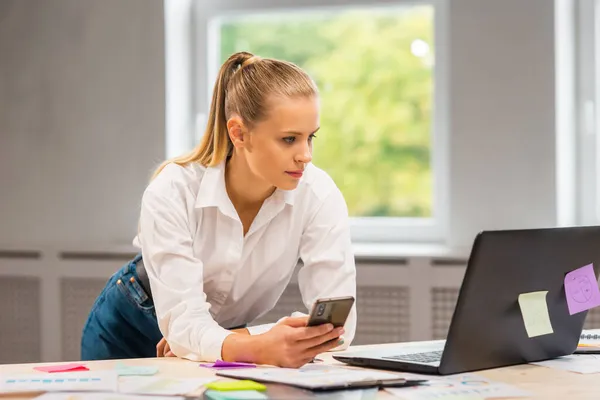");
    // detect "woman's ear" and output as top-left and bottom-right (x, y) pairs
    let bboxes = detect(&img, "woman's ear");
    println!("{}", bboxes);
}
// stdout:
(227, 116), (247, 149)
